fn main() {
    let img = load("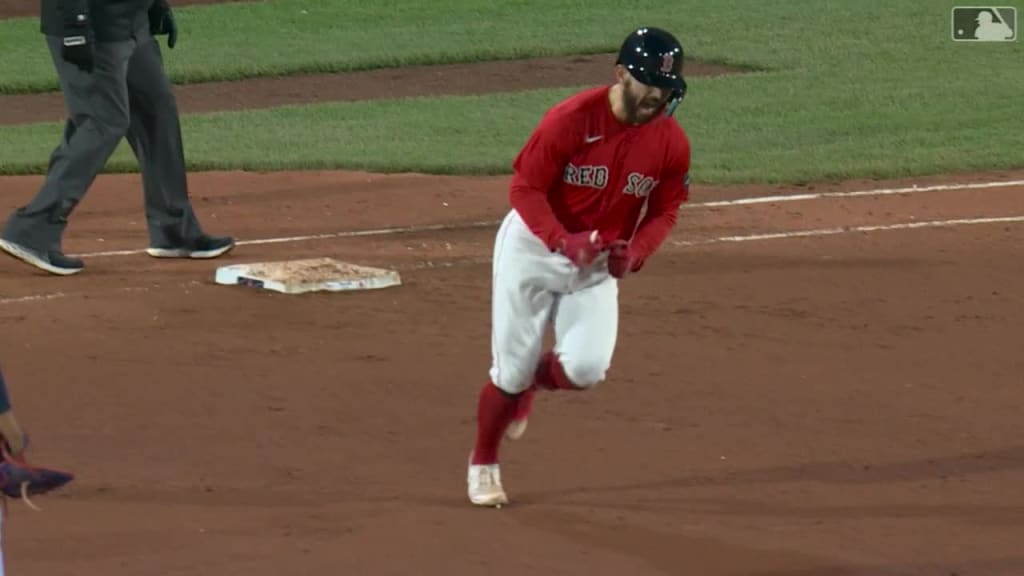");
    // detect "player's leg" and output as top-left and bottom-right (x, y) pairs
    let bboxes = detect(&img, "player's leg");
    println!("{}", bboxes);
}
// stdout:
(503, 379), (536, 440)
(123, 28), (233, 258)
(544, 274), (619, 391)
(509, 272), (618, 442)
(472, 276), (551, 463)
(505, 256), (616, 440)
(123, 29), (202, 250)
(0, 36), (134, 275)
(468, 209), (569, 506)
